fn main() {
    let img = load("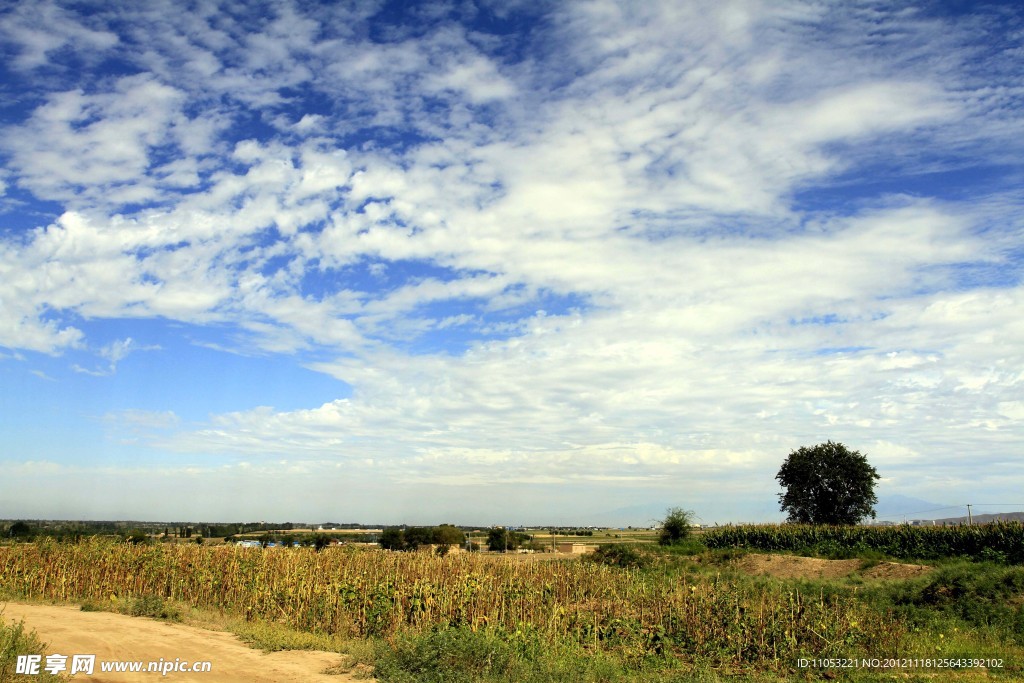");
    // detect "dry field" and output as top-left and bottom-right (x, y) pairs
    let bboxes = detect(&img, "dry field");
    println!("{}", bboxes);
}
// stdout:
(0, 540), (933, 679)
